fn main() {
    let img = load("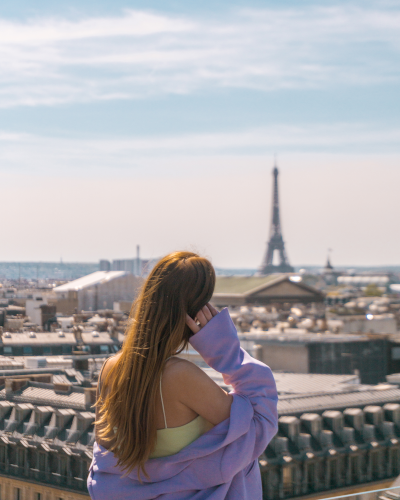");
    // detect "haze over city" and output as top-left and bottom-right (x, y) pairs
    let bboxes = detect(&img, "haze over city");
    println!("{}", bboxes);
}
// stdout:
(1, 0), (399, 267)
